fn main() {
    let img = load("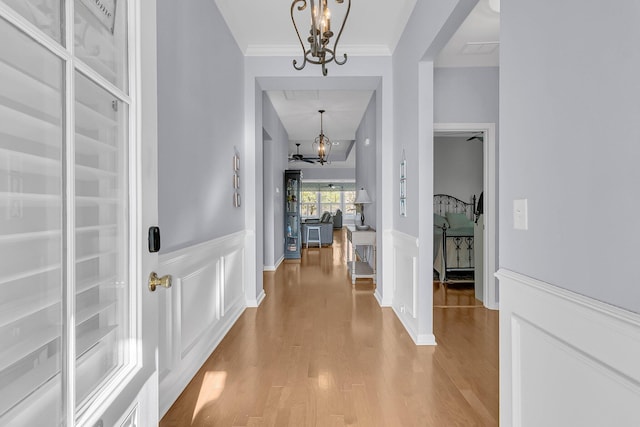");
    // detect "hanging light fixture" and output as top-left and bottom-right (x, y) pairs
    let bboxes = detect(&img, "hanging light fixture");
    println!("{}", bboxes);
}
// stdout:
(290, 0), (351, 76)
(312, 110), (332, 165)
